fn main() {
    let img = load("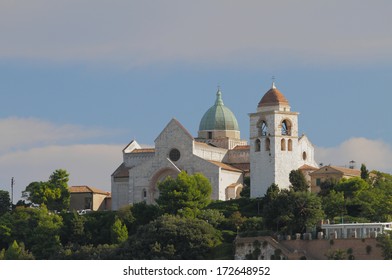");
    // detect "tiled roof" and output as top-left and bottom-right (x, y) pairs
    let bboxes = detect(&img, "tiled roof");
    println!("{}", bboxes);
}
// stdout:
(232, 145), (250, 150)
(208, 160), (243, 173)
(299, 164), (318, 170)
(131, 148), (155, 153)
(330, 166), (361, 177)
(69, 186), (110, 196)
(258, 87), (289, 107)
